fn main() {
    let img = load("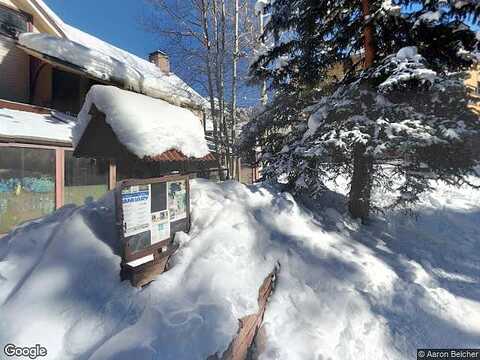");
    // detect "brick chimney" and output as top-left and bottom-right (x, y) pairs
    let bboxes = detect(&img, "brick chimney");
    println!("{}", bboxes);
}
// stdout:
(149, 50), (170, 74)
